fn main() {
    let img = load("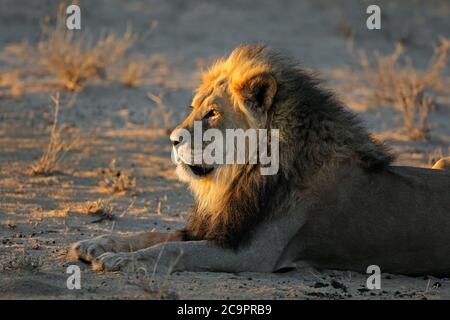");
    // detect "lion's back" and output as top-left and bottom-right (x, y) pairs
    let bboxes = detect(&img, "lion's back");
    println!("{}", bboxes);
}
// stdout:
(297, 164), (450, 275)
